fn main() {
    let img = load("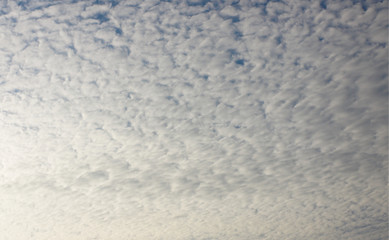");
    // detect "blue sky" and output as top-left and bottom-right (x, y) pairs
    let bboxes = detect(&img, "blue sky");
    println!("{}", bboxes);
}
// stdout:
(0, 0), (387, 239)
